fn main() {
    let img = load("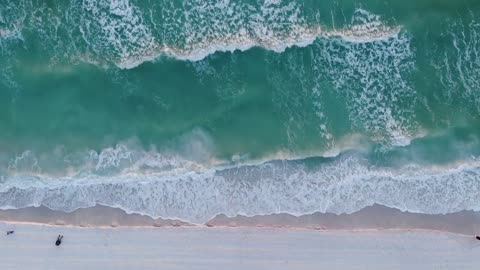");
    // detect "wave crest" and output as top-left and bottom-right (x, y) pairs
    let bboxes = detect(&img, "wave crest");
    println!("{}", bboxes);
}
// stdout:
(4, 0), (402, 68)
(1, 150), (479, 224)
